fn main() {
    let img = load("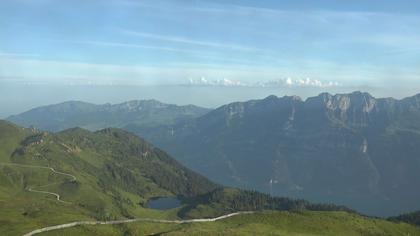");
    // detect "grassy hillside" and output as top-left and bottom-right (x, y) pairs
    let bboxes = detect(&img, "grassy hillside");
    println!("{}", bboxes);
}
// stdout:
(41, 211), (420, 236)
(0, 120), (217, 235)
(1, 120), (419, 236)
(178, 188), (355, 219)
(0, 121), (32, 161)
